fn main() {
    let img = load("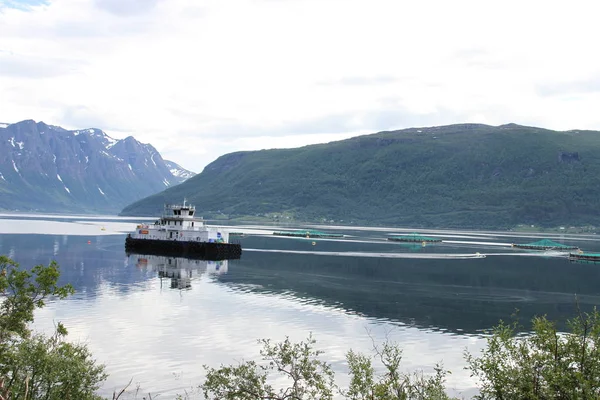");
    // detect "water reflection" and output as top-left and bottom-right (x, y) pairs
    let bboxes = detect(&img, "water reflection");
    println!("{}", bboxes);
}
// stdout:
(0, 233), (154, 296)
(217, 242), (600, 334)
(4, 218), (600, 398)
(128, 254), (229, 289)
